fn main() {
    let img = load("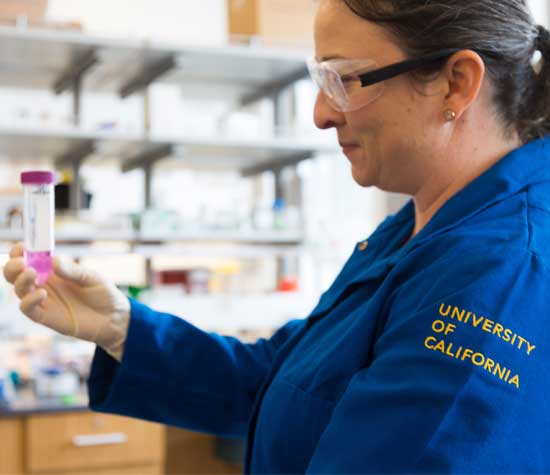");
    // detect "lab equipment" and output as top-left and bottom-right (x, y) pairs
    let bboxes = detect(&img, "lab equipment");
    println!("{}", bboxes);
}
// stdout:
(21, 171), (55, 285)
(34, 366), (79, 398)
(0, 367), (15, 403)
